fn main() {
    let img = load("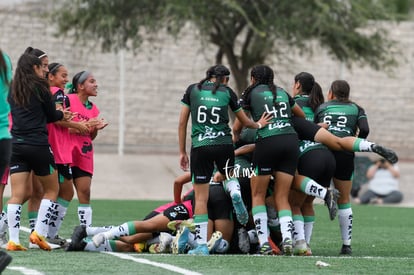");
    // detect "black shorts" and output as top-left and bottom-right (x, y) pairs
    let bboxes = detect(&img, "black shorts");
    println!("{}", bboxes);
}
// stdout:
(190, 144), (234, 184)
(252, 135), (299, 176)
(332, 150), (355, 181)
(298, 148), (336, 187)
(208, 183), (233, 221)
(292, 117), (320, 141)
(10, 143), (56, 176)
(71, 166), (92, 179)
(56, 164), (73, 183)
(163, 203), (191, 221)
